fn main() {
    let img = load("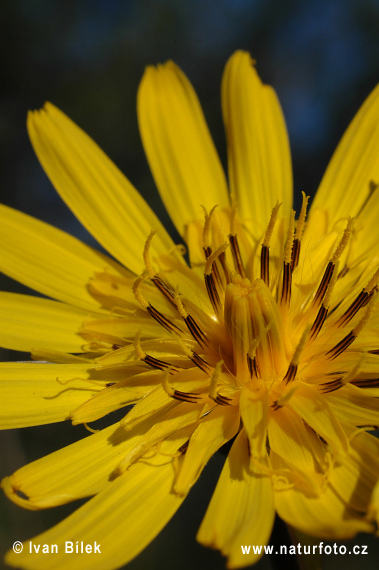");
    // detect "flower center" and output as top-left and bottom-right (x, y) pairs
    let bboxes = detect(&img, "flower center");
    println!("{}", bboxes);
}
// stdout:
(224, 274), (287, 384)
